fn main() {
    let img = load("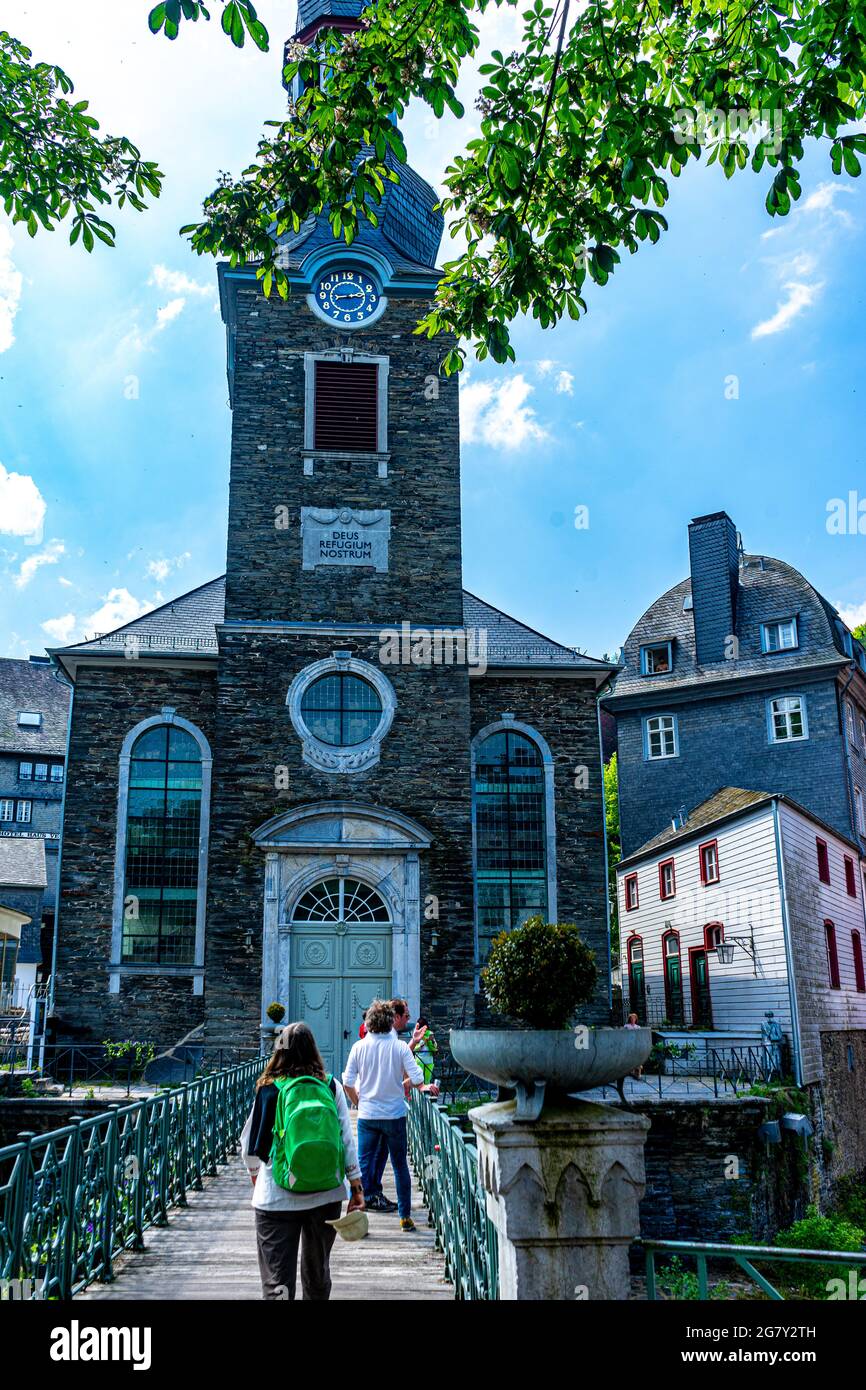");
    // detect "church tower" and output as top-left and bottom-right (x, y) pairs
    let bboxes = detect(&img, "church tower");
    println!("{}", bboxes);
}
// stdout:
(209, 0), (475, 1062)
(218, 0), (462, 631)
